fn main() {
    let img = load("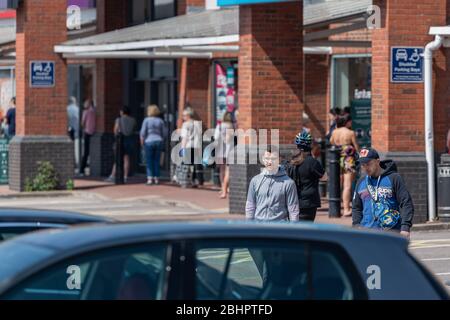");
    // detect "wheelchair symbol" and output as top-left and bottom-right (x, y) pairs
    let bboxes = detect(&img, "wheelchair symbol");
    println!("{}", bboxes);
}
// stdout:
(409, 49), (421, 63)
